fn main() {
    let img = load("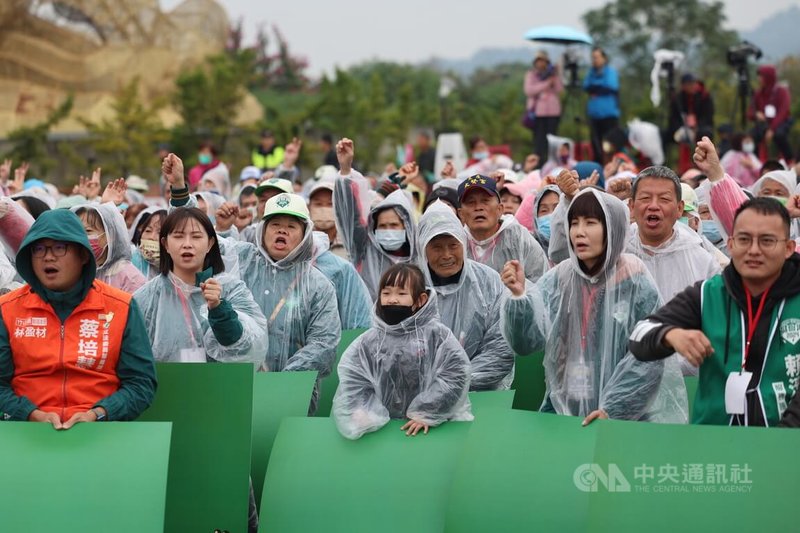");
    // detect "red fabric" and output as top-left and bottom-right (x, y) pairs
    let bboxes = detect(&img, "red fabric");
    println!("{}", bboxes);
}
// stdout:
(0, 281), (131, 421)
